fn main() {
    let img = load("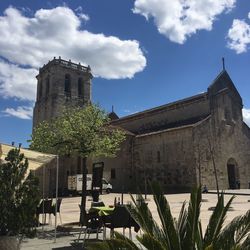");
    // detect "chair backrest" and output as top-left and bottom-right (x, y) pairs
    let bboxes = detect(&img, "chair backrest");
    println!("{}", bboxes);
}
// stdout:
(91, 201), (105, 207)
(44, 199), (53, 213)
(56, 198), (62, 212)
(111, 206), (131, 228)
(37, 199), (53, 214)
